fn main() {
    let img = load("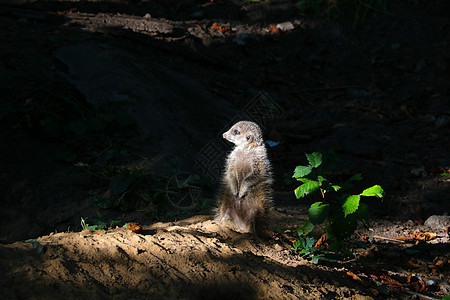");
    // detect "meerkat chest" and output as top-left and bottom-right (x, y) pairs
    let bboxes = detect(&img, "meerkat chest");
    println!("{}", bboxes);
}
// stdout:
(228, 148), (258, 174)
